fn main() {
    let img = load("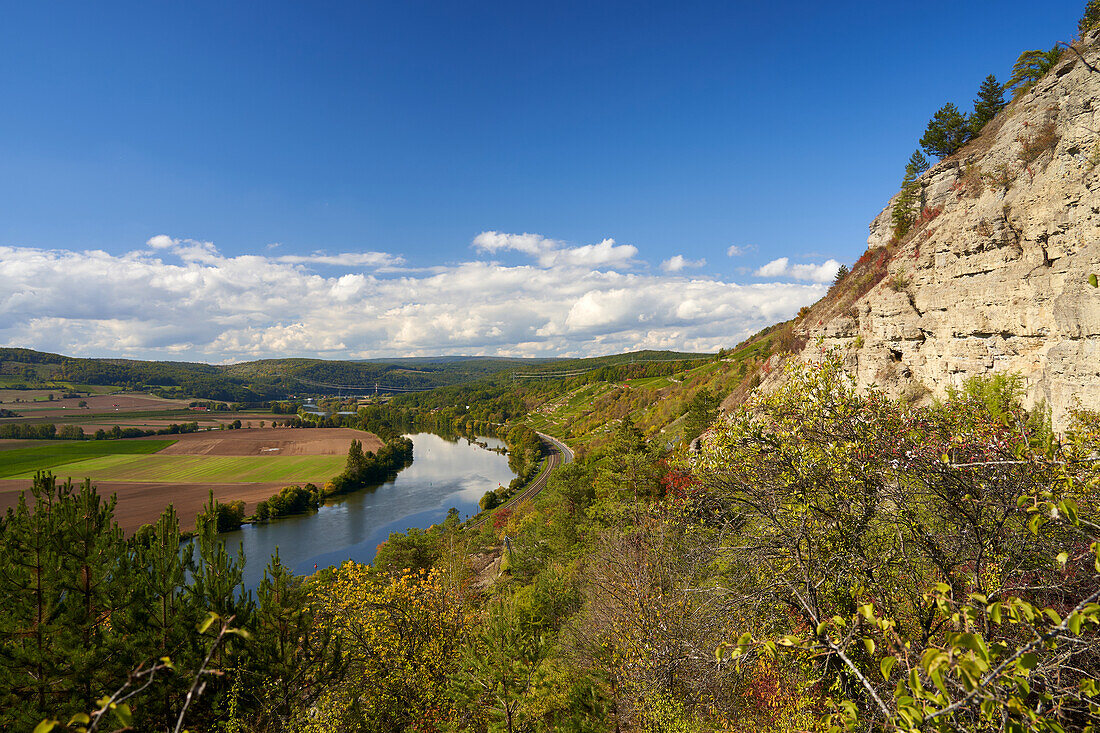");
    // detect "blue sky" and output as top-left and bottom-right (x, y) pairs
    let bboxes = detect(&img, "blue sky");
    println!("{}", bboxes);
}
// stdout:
(0, 1), (1084, 361)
